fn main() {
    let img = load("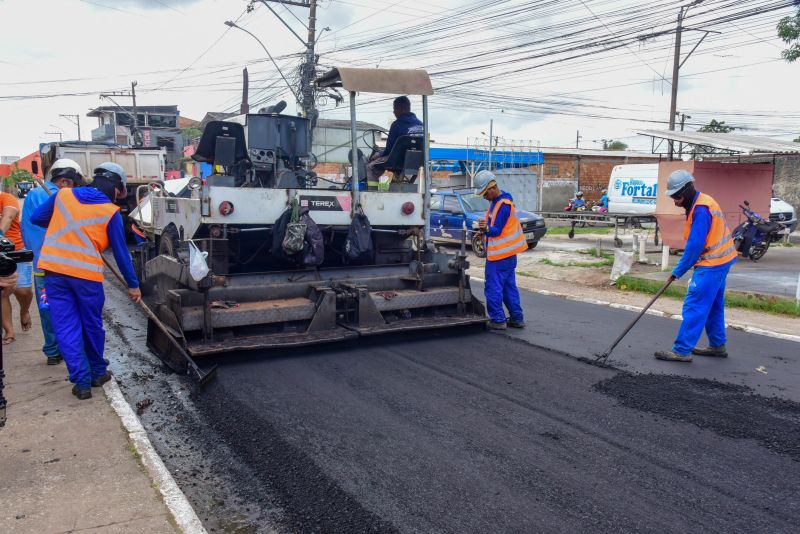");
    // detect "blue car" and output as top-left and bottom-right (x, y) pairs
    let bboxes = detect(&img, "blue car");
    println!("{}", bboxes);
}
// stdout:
(429, 188), (547, 258)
